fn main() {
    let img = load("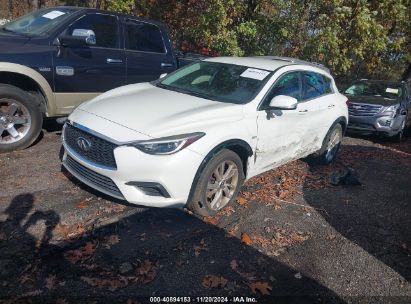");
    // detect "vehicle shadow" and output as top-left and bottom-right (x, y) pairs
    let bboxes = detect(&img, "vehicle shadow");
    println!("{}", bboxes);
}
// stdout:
(303, 143), (411, 283)
(347, 131), (411, 155)
(0, 193), (343, 303)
